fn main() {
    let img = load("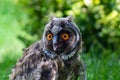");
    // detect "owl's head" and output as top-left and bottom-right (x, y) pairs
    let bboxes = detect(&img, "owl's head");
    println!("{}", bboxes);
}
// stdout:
(42, 16), (82, 60)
